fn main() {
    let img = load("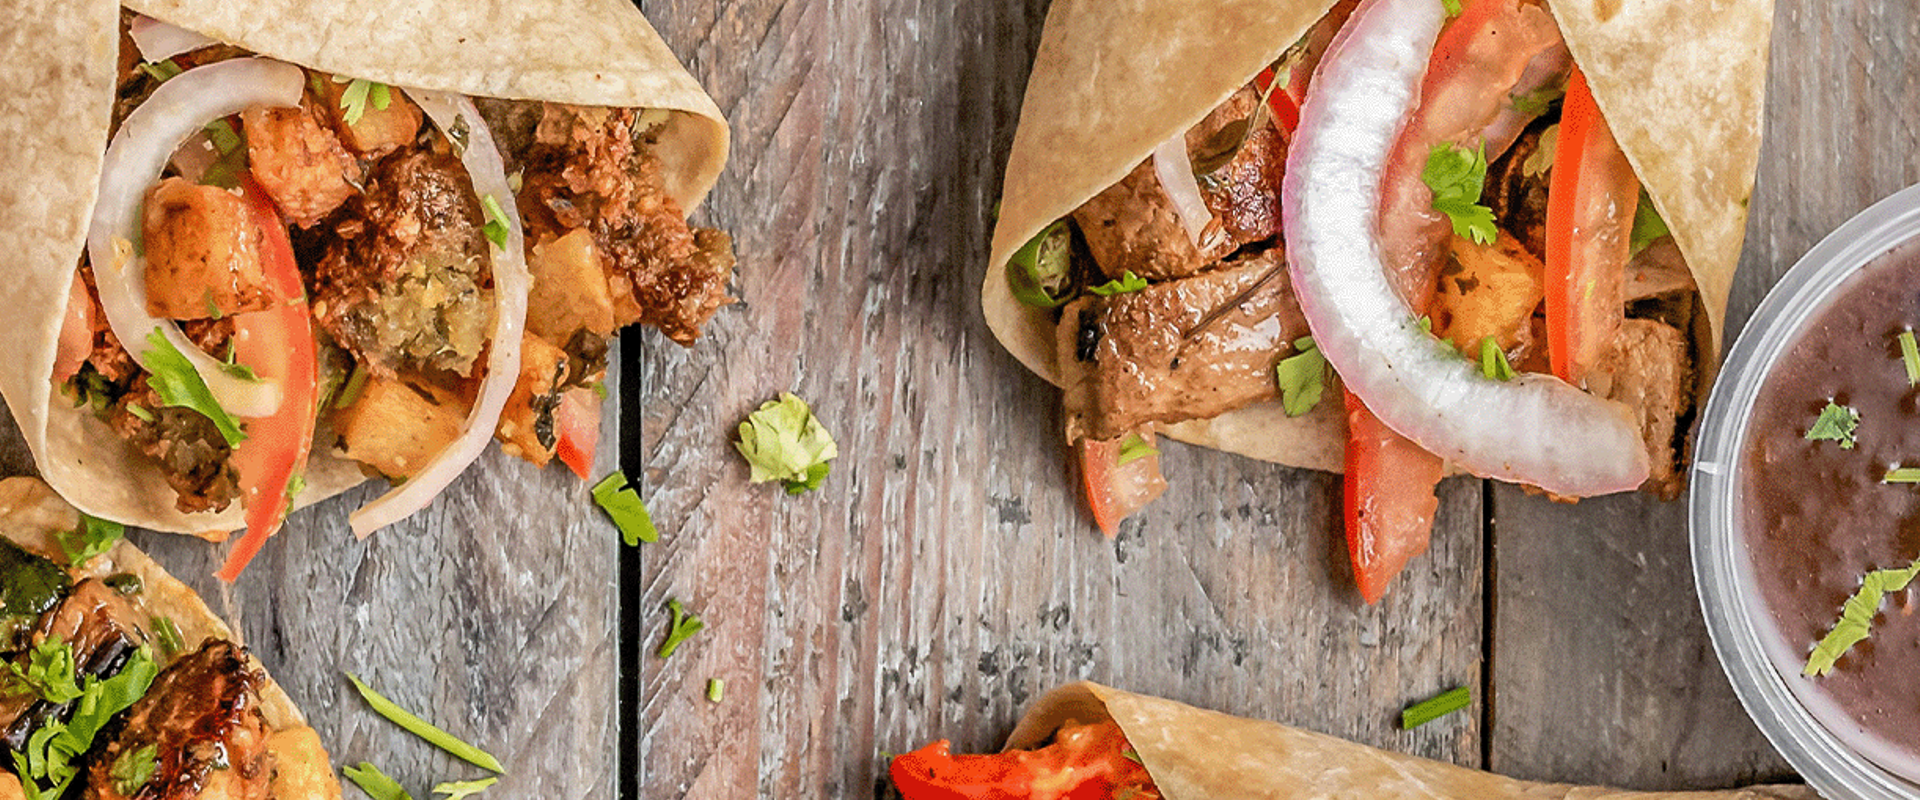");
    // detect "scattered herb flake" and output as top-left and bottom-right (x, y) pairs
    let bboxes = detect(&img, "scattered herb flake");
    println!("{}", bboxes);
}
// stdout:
(1508, 82), (1565, 118)
(347, 673), (505, 773)
(1274, 336), (1328, 417)
(152, 616), (186, 656)
(481, 195), (510, 249)
(1441, 0), (1463, 16)
(6, 638), (82, 704)
(343, 763), (414, 800)
(591, 471), (658, 545)
(335, 77), (393, 127)
(1479, 337), (1517, 382)
(1088, 270), (1149, 297)
(58, 513), (124, 566)
(432, 777), (498, 800)
(735, 393), (838, 494)
(1804, 558), (1920, 677)
(1116, 433), (1158, 466)
(657, 598), (705, 660)
(110, 743), (158, 796)
(335, 364), (371, 409)
(1401, 686), (1472, 729)
(140, 329), (245, 446)
(204, 118), (242, 156)
(1422, 143), (1498, 245)
(1007, 221), (1075, 309)
(1805, 401), (1860, 450)
(1629, 189), (1671, 256)
(1900, 330), (1920, 387)
(706, 678), (725, 704)
(137, 59), (182, 83)
(1884, 467), (1920, 484)
(125, 403), (154, 423)
(1121, 747), (1142, 765)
